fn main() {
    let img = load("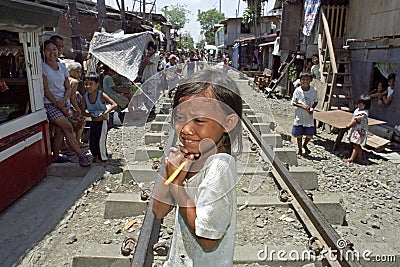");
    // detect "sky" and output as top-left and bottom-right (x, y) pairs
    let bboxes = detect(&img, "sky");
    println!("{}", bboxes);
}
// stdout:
(104, 0), (248, 42)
